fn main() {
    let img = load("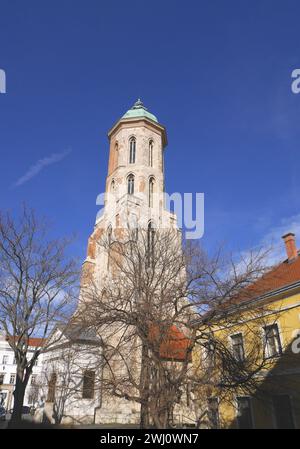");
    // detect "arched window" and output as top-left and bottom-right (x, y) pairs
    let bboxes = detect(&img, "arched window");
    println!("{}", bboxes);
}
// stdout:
(111, 179), (115, 192)
(149, 140), (153, 167)
(114, 142), (118, 170)
(129, 137), (136, 164)
(147, 221), (155, 267)
(127, 174), (134, 195)
(149, 177), (154, 208)
(107, 225), (112, 268)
